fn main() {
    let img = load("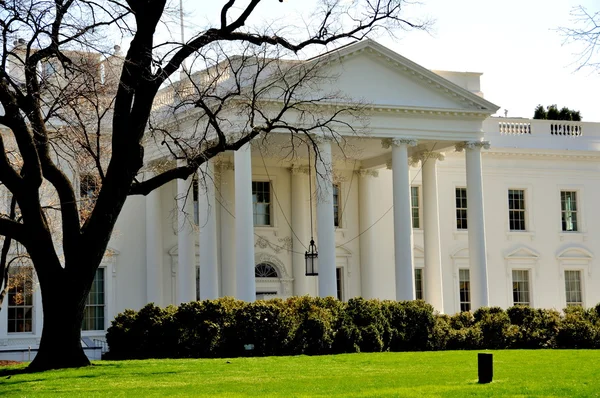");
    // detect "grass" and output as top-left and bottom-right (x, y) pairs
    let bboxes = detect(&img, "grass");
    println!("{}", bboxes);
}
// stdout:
(1, 350), (600, 397)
